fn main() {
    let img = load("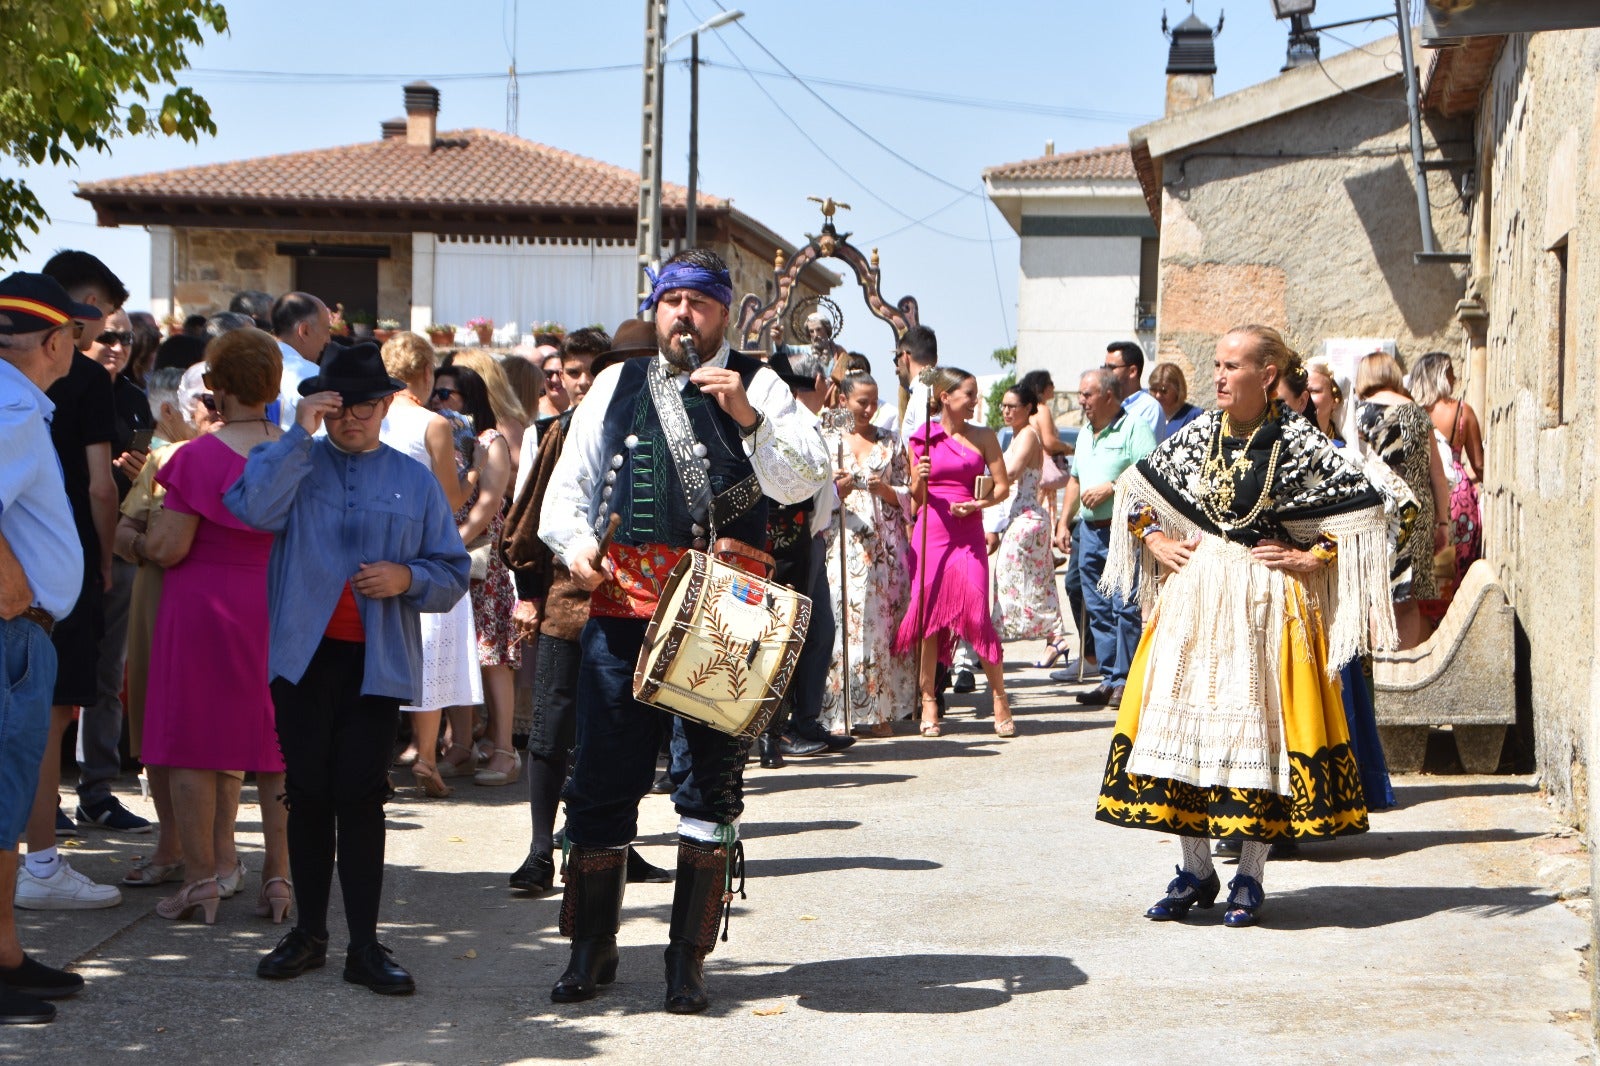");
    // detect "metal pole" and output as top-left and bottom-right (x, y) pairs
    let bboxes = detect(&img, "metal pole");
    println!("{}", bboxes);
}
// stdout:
(635, 0), (666, 305)
(686, 32), (700, 249)
(1393, 0), (1441, 257)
